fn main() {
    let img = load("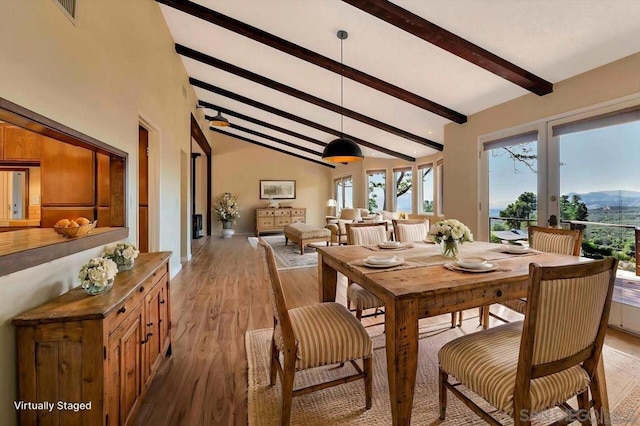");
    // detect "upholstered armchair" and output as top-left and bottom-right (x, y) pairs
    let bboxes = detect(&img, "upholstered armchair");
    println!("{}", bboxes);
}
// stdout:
(325, 208), (363, 244)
